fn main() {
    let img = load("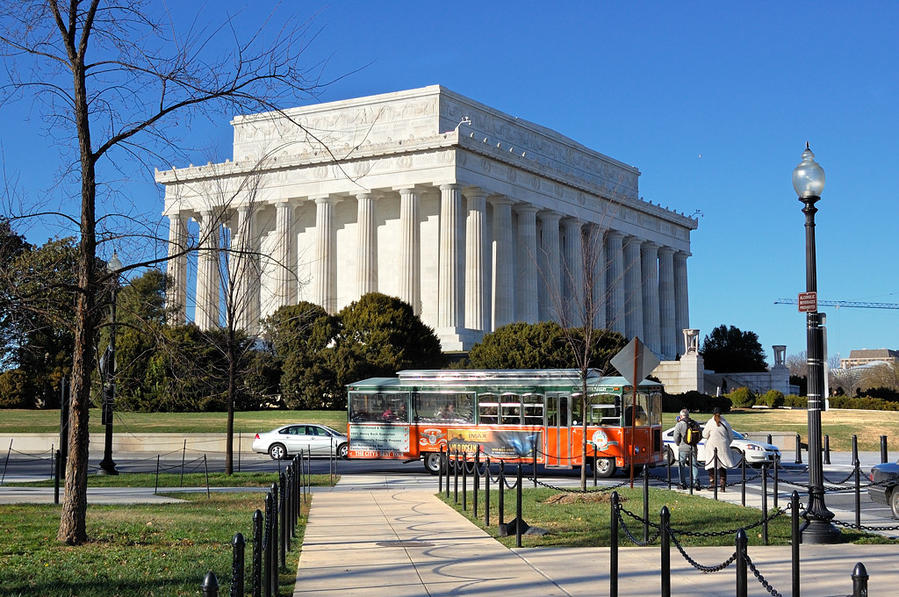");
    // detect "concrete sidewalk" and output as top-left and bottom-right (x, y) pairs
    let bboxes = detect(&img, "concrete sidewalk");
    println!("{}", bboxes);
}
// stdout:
(295, 476), (898, 596)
